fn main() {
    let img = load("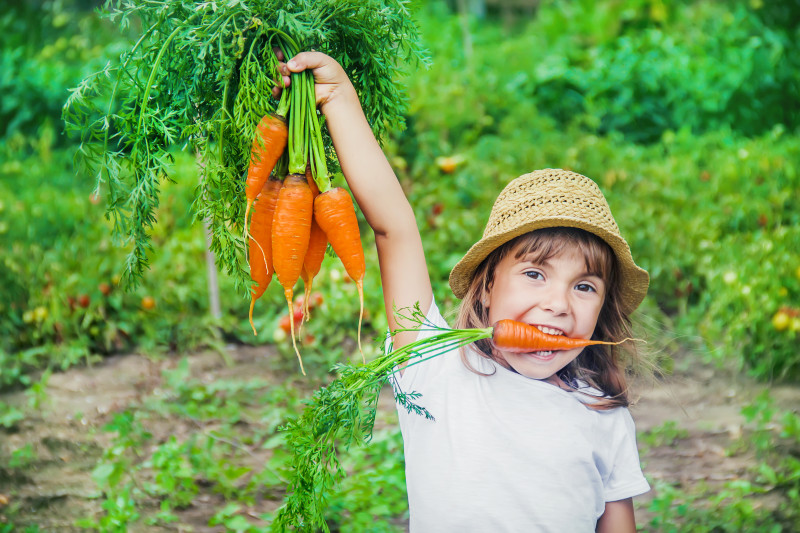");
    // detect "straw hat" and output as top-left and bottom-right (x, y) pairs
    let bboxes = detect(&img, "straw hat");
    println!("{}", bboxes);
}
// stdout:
(448, 169), (649, 314)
